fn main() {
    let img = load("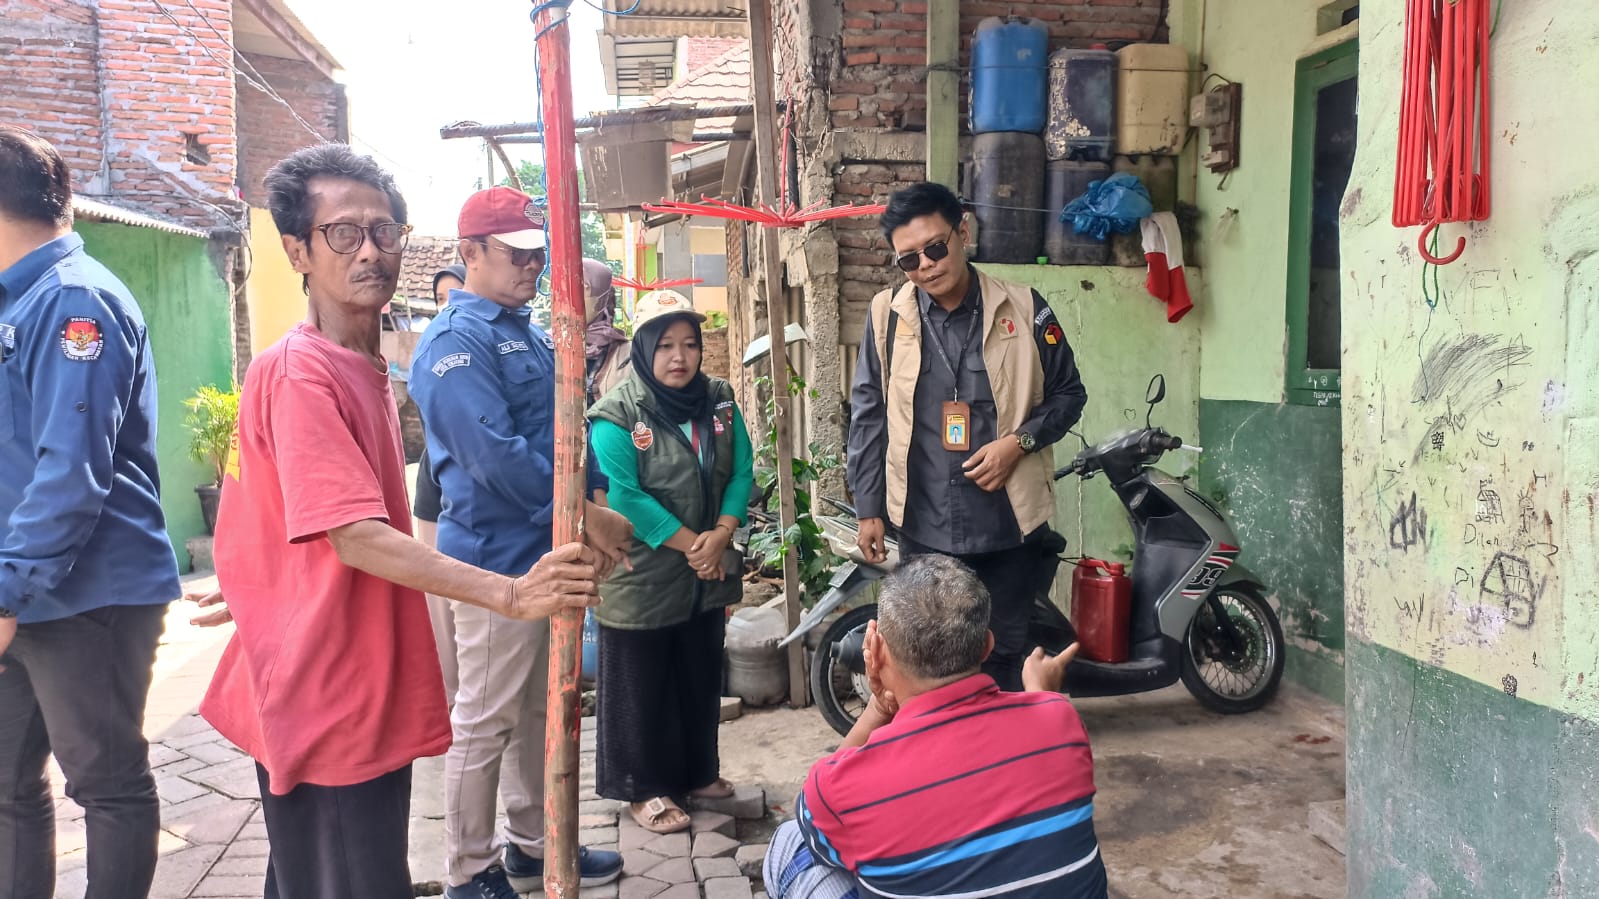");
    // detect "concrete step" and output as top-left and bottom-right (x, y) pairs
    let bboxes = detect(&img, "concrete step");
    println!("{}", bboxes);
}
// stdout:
(1308, 799), (1346, 856)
